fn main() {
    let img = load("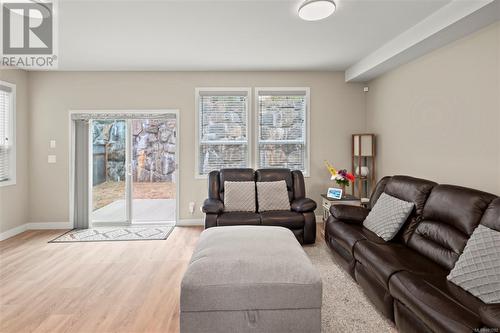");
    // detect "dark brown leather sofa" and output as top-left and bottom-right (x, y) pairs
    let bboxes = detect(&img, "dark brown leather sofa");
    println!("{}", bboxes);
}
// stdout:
(202, 168), (317, 244)
(325, 175), (500, 333)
